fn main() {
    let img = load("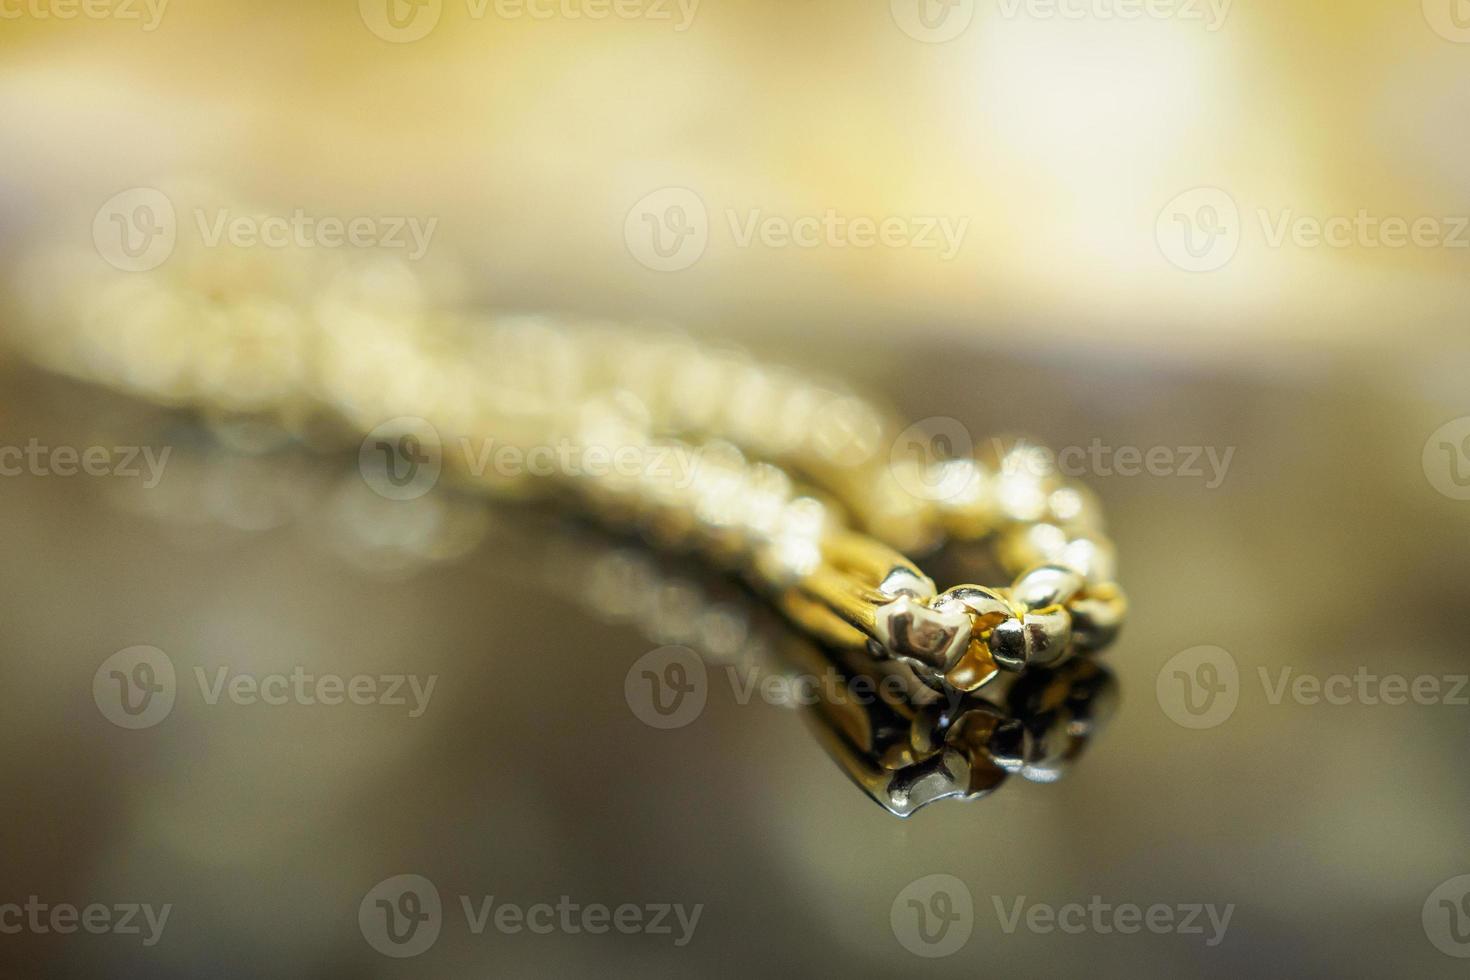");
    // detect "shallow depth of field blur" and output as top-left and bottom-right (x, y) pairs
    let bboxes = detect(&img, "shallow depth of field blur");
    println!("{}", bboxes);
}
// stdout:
(1, 3), (1468, 978)
(1, 0), (1467, 361)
